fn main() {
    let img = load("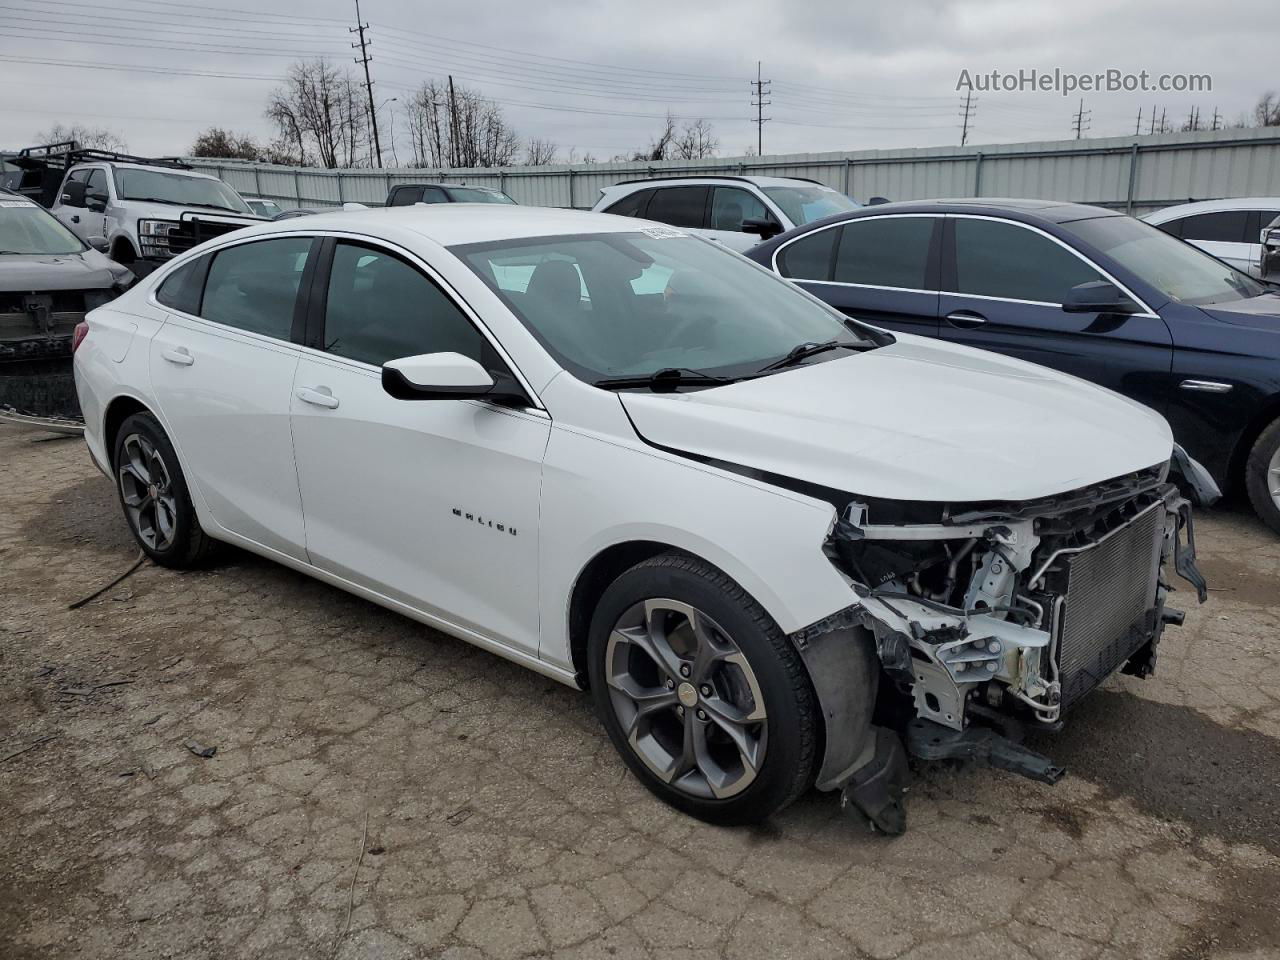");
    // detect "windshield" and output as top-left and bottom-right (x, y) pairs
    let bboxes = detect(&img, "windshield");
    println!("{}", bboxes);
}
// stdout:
(1065, 215), (1266, 306)
(454, 229), (876, 384)
(115, 169), (252, 215)
(448, 186), (517, 204)
(245, 198), (282, 217)
(762, 185), (860, 226)
(0, 201), (85, 254)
